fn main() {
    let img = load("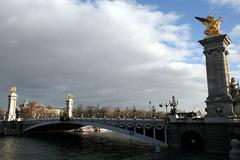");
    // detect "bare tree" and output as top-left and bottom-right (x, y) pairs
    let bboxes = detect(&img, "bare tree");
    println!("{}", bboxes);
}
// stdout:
(73, 104), (84, 117)
(19, 101), (45, 119)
